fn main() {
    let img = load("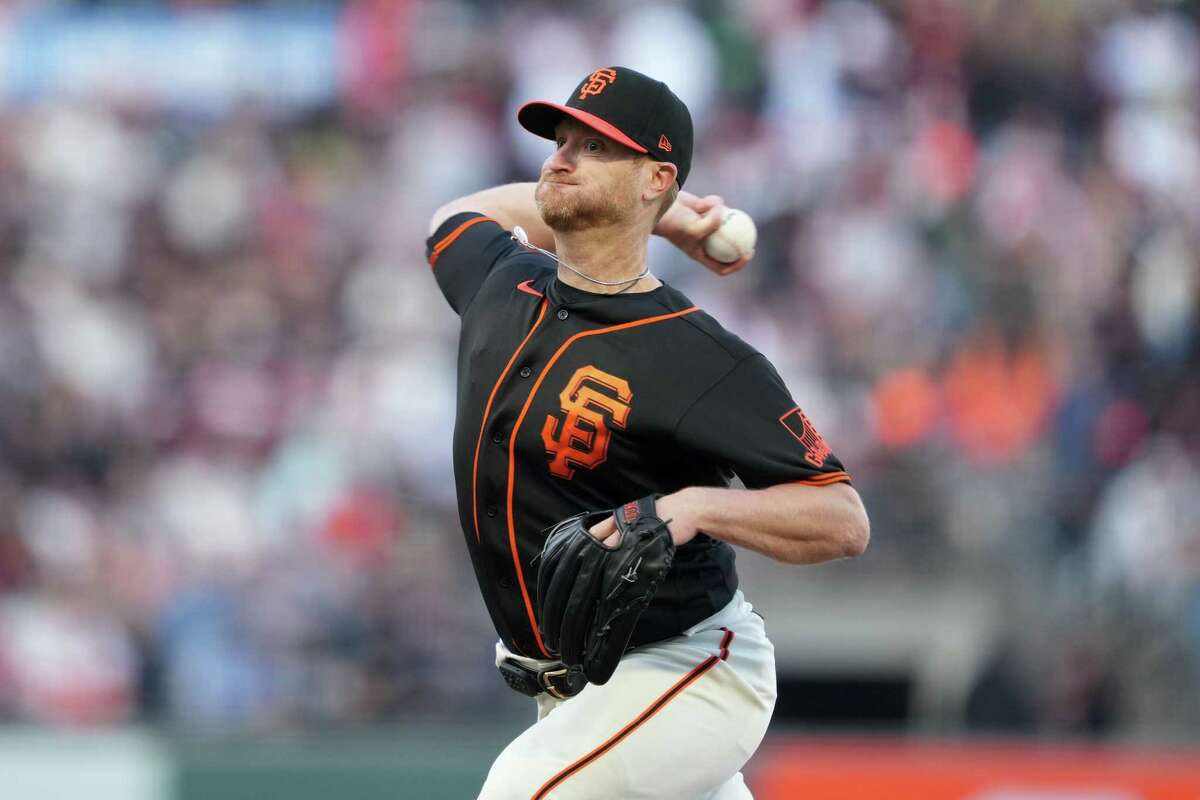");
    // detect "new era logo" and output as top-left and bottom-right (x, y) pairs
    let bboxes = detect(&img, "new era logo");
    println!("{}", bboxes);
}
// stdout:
(658, 134), (672, 152)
